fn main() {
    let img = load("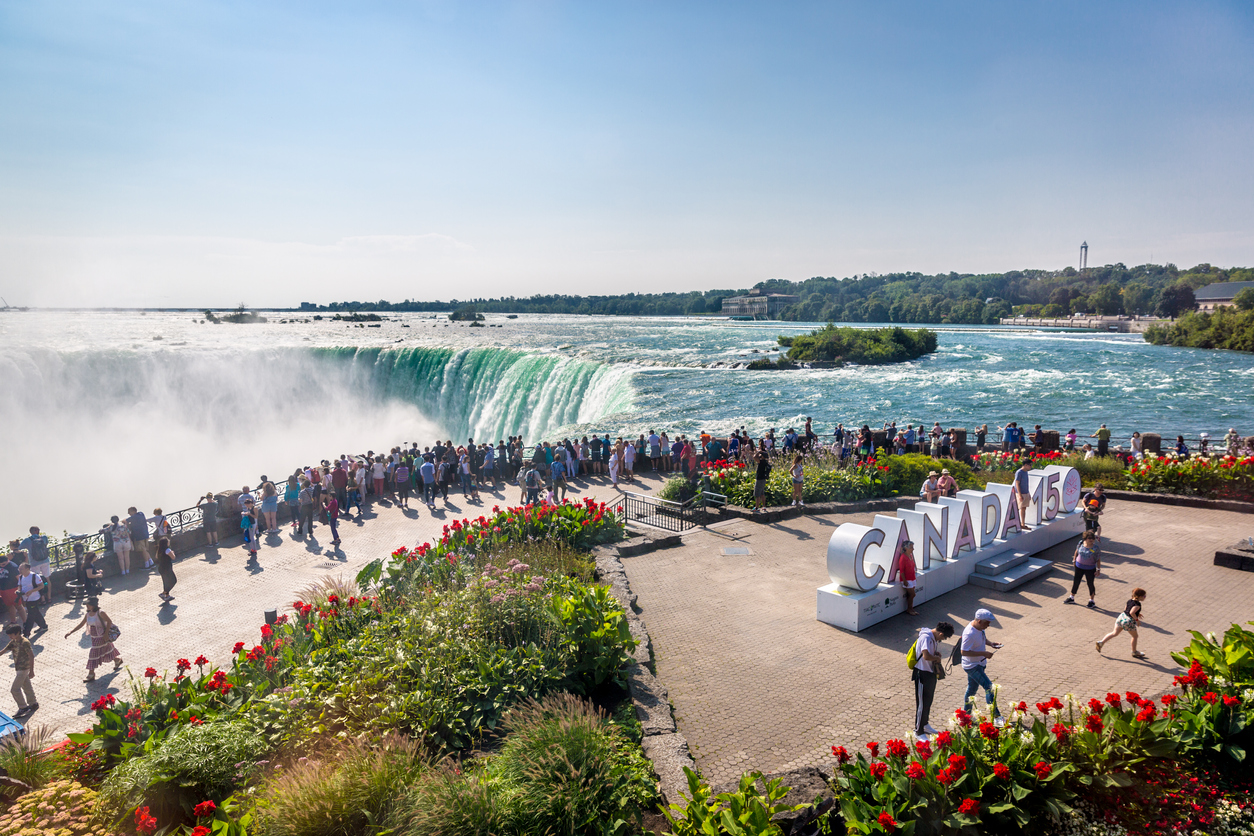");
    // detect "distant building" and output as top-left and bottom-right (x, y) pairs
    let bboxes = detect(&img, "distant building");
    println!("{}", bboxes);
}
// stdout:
(721, 289), (800, 318)
(1195, 281), (1254, 312)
